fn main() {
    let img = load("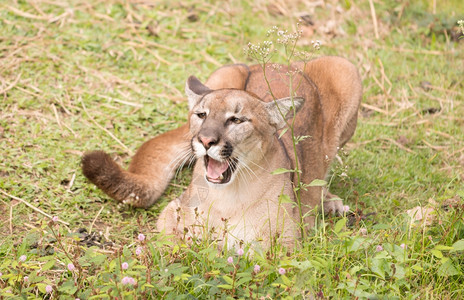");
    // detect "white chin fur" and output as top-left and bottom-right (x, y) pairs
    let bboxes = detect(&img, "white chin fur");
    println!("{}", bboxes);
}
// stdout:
(205, 177), (230, 188)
